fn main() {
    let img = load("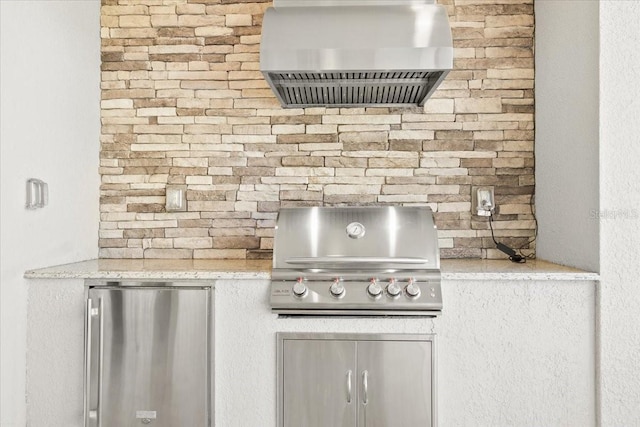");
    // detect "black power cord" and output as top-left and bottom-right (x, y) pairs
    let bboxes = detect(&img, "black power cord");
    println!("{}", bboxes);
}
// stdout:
(516, 190), (538, 261)
(488, 212), (526, 263)
(487, 189), (537, 263)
